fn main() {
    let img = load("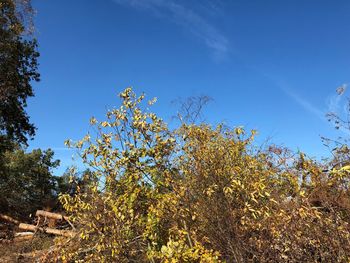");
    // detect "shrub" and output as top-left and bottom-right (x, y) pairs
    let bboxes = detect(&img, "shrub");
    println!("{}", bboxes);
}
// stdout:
(57, 88), (350, 262)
